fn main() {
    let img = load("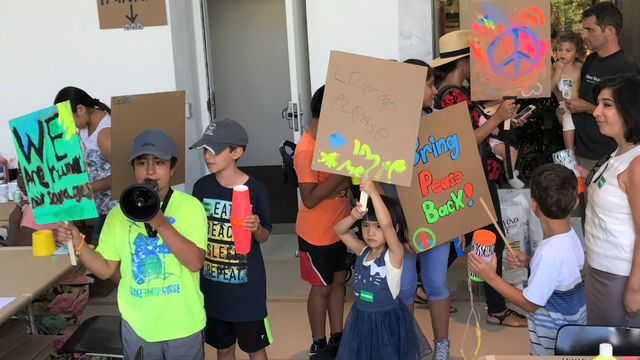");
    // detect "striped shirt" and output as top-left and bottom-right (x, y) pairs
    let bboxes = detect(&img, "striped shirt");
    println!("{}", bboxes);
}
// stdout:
(522, 229), (587, 355)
